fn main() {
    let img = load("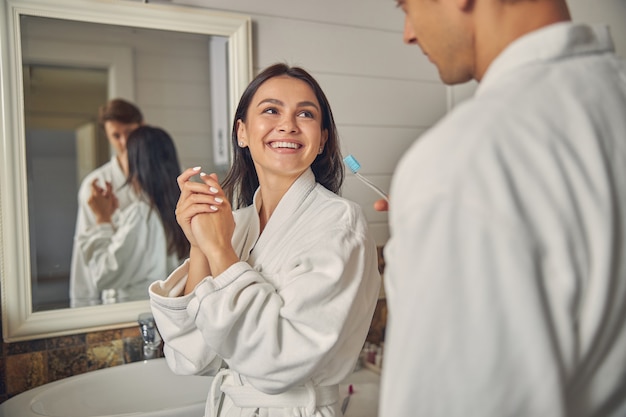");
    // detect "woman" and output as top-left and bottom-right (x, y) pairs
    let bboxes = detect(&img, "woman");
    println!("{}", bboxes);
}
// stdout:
(70, 98), (144, 307)
(149, 64), (381, 417)
(77, 126), (189, 303)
